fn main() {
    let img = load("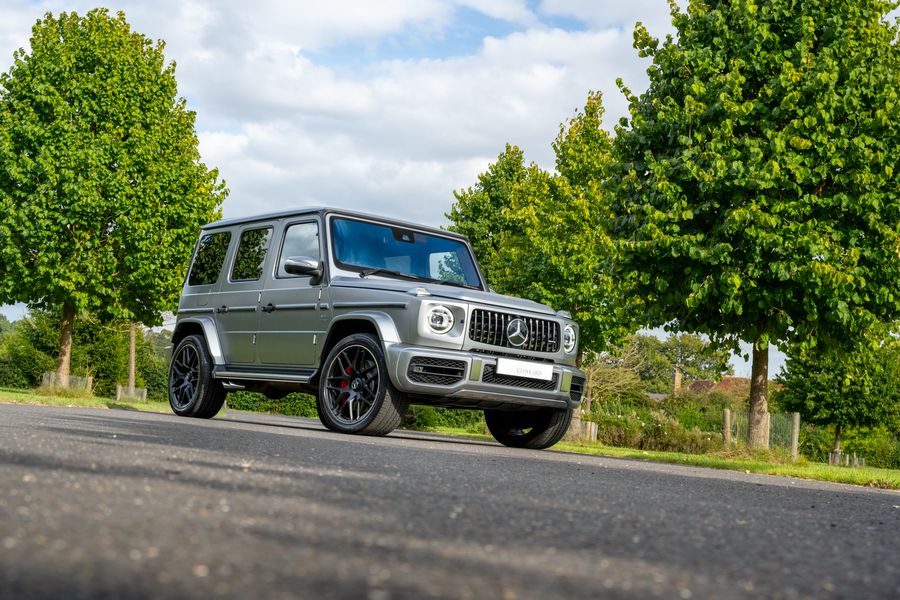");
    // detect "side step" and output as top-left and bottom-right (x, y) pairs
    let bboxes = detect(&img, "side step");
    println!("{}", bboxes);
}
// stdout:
(213, 366), (317, 385)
